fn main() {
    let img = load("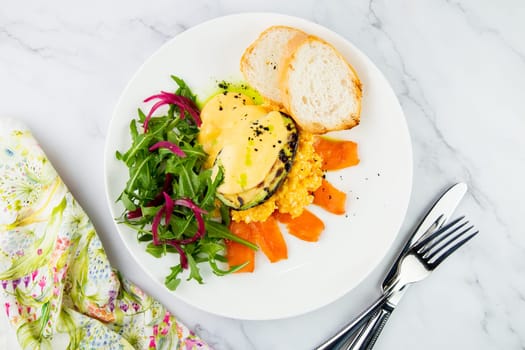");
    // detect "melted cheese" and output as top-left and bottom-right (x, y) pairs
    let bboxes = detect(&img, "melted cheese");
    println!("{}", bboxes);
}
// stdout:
(198, 92), (289, 194)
